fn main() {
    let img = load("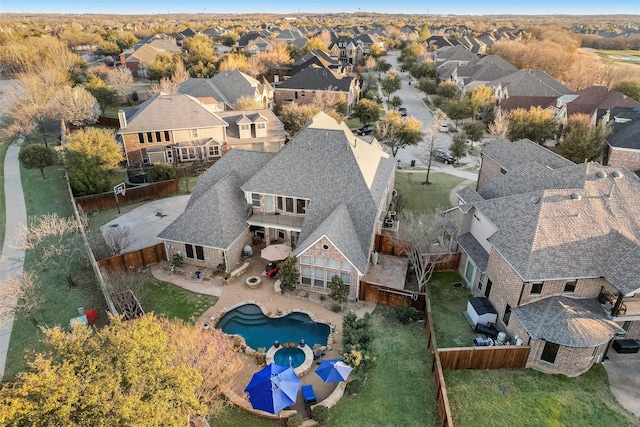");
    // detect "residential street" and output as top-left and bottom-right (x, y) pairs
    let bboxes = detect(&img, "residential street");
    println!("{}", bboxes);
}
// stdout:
(381, 51), (480, 178)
